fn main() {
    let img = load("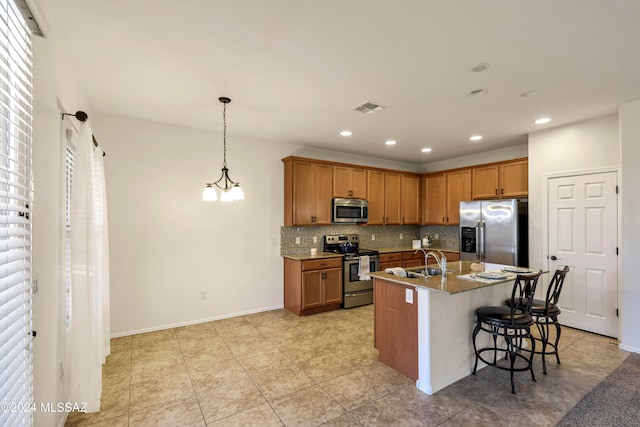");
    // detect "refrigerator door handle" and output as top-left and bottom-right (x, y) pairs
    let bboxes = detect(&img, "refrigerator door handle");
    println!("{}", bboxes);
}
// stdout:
(480, 220), (486, 262)
(475, 220), (481, 261)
